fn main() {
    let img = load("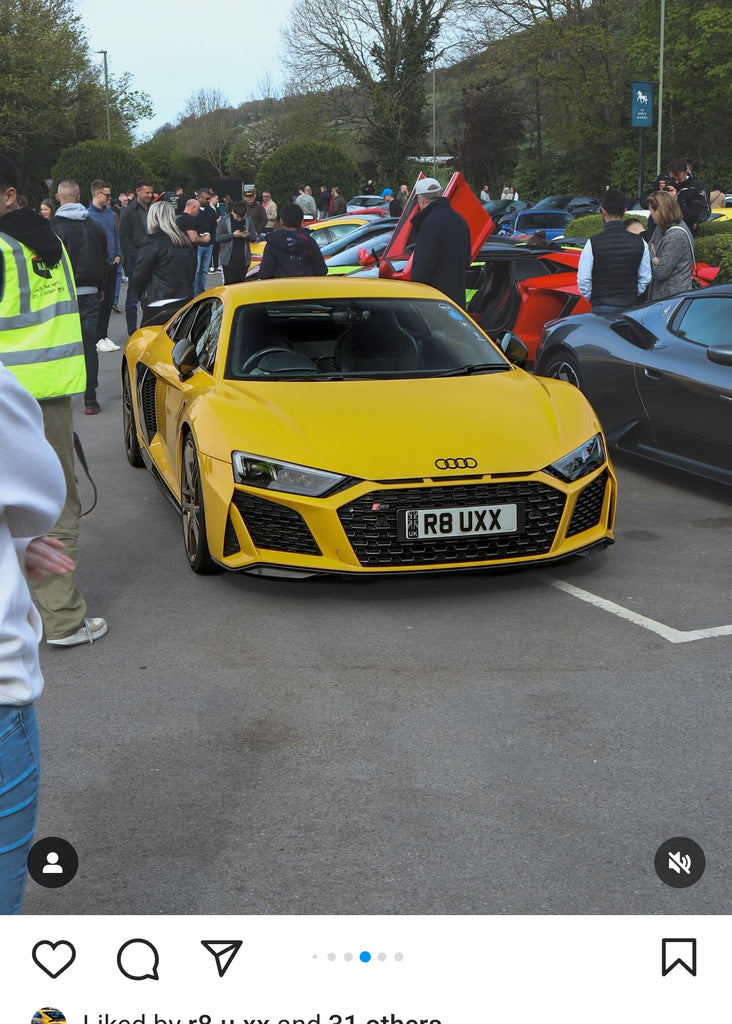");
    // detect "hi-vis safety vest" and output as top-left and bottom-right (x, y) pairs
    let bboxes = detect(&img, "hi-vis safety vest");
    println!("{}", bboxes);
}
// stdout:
(0, 231), (85, 400)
